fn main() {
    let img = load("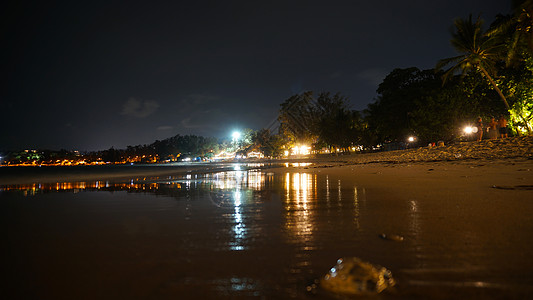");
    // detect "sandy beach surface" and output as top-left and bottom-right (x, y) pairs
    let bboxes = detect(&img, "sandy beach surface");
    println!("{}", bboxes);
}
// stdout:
(1, 137), (533, 299)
